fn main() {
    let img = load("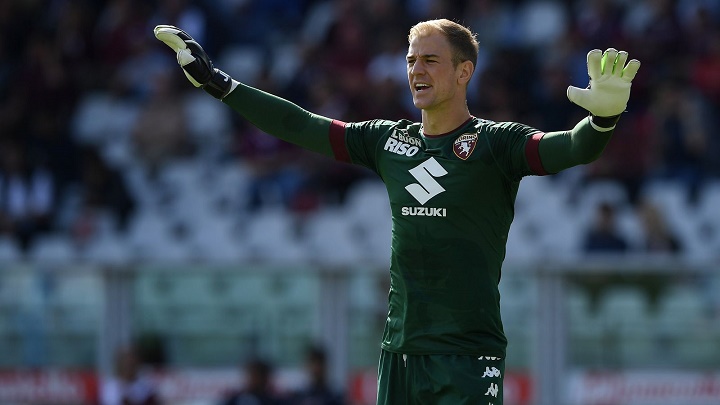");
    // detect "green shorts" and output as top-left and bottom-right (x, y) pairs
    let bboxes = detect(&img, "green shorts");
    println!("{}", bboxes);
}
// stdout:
(376, 350), (505, 405)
